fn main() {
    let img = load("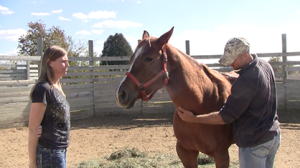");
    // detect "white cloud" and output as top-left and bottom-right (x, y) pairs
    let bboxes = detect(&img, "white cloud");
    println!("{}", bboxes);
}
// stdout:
(0, 29), (26, 41)
(0, 48), (19, 56)
(94, 40), (105, 55)
(75, 30), (91, 35)
(31, 12), (50, 16)
(59, 16), (71, 21)
(72, 11), (116, 21)
(91, 29), (104, 35)
(0, 5), (14, 15)
(124, 35), (139, 50)
(51, 9), (62, 13)
(72, 13), (86, 19)
(92, 20), (143, 28)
